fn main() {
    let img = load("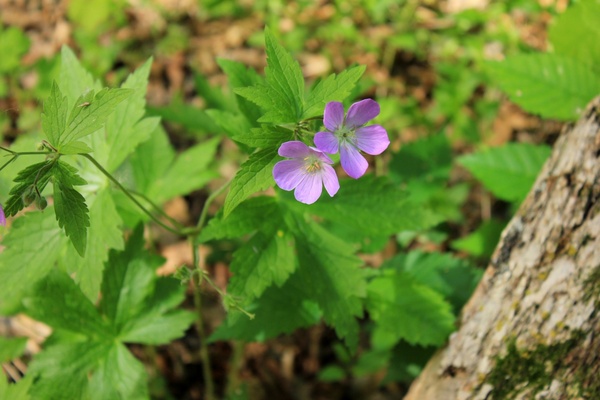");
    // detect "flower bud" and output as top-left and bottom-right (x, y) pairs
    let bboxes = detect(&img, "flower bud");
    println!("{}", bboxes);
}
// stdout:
(35, 196), (48, 210)
(22, 187), (36, 206)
